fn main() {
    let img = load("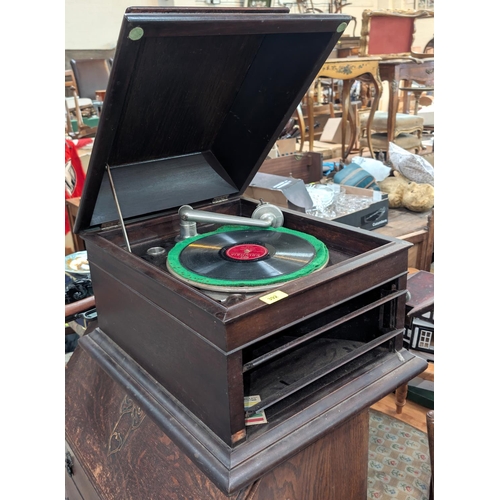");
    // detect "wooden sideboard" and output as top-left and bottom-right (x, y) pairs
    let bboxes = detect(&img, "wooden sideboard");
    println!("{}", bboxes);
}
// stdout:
(374, 207), (434, 272)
